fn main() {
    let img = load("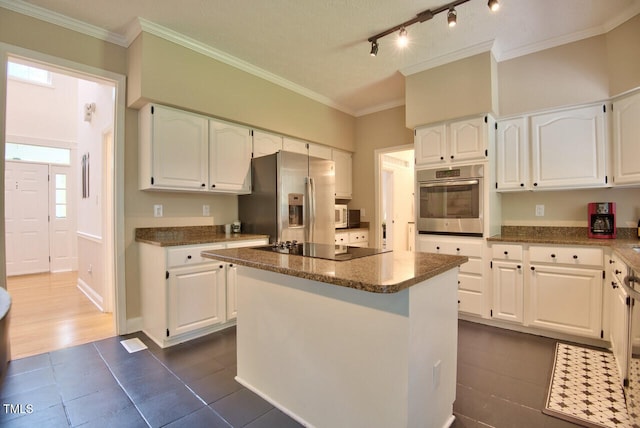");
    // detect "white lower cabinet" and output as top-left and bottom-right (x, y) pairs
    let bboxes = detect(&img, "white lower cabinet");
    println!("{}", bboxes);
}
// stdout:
(418, 235), (486, 317)
(335, 229), (369, 247)
(491, 243), (524, 324)
(139, 238), (267, 347)
(528, 264), (603, 338)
